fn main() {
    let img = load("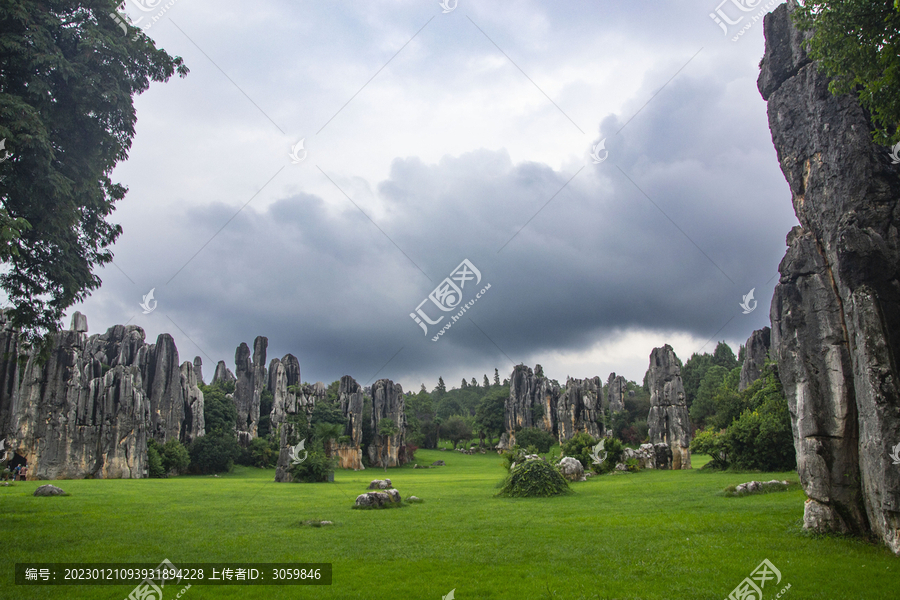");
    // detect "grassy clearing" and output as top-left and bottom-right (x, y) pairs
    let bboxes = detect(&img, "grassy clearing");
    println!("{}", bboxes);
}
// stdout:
(1, 450), (898, 599)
